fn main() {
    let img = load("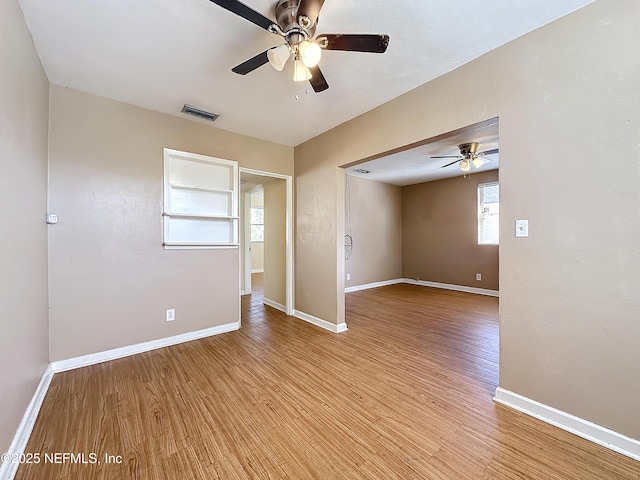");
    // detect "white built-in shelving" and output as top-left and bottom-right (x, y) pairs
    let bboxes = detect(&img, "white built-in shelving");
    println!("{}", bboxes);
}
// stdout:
(163, 149), (239, 249)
